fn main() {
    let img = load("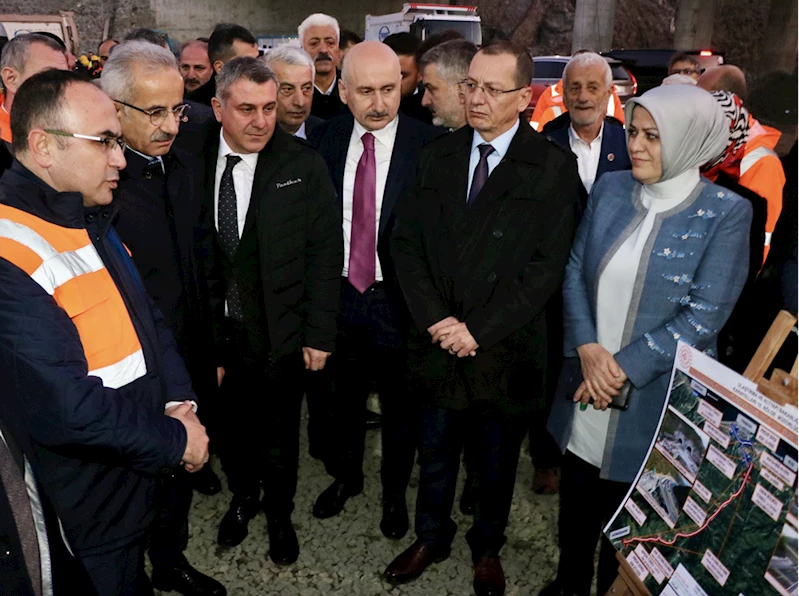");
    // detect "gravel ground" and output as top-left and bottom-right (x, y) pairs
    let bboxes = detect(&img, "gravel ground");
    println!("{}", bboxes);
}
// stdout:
(159, 398), (568, 596)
